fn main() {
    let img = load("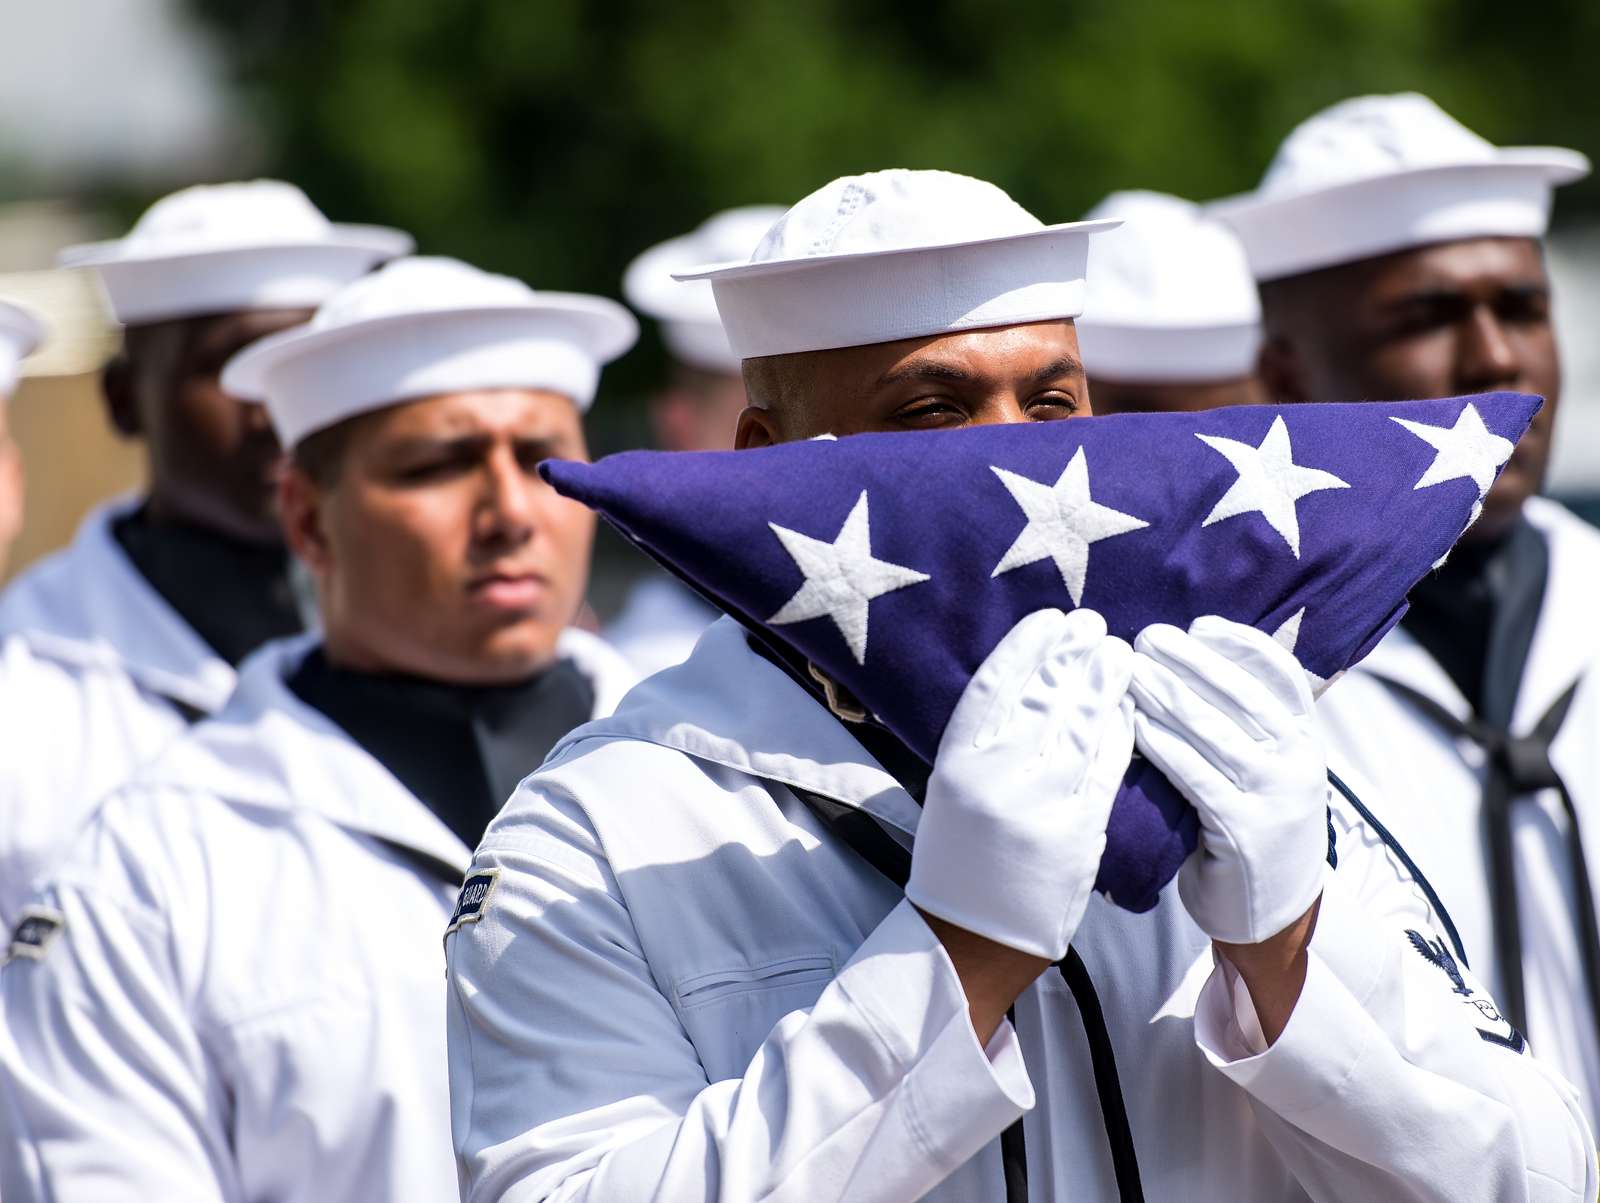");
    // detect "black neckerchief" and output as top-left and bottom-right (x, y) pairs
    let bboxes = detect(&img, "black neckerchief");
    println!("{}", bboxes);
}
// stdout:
(287, 648), (596, 851)
(744, 632), (931, 801)
(1380, 514), (1600, 1050)
(113, 504), (303, 667)
(1398, 517), (1547, 721)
